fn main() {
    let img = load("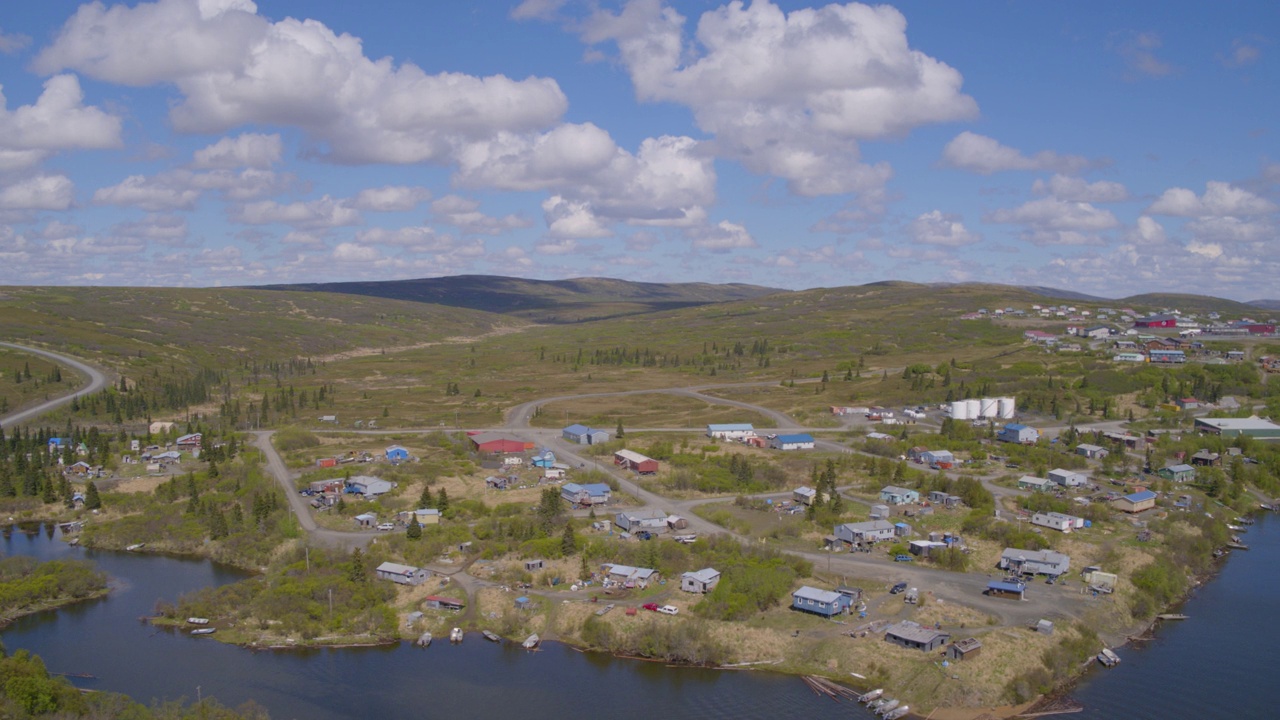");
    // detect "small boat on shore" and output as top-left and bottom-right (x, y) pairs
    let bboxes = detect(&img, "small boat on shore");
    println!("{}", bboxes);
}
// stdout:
(1235, 517), (1255, 525)
(450, 627), (463, 643)
(190, 628), (216, 636)
(859, 689), (884, 703)
(885, 706), (910, 720)
(187, 617), (209, 625)
(1158, 614), (1189, 621)
(595, 603), (615, 617)
(1228, 524), (1247, 532)
(1097, 648), (1120, 667)
(1228, 541), (1250, 550)
(125, 543), (145, 551)
(876, 698), (900, 715)
(482, 630), (501, 643)
(416, 632), (432, 647)
(522, 633), (540, 650)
